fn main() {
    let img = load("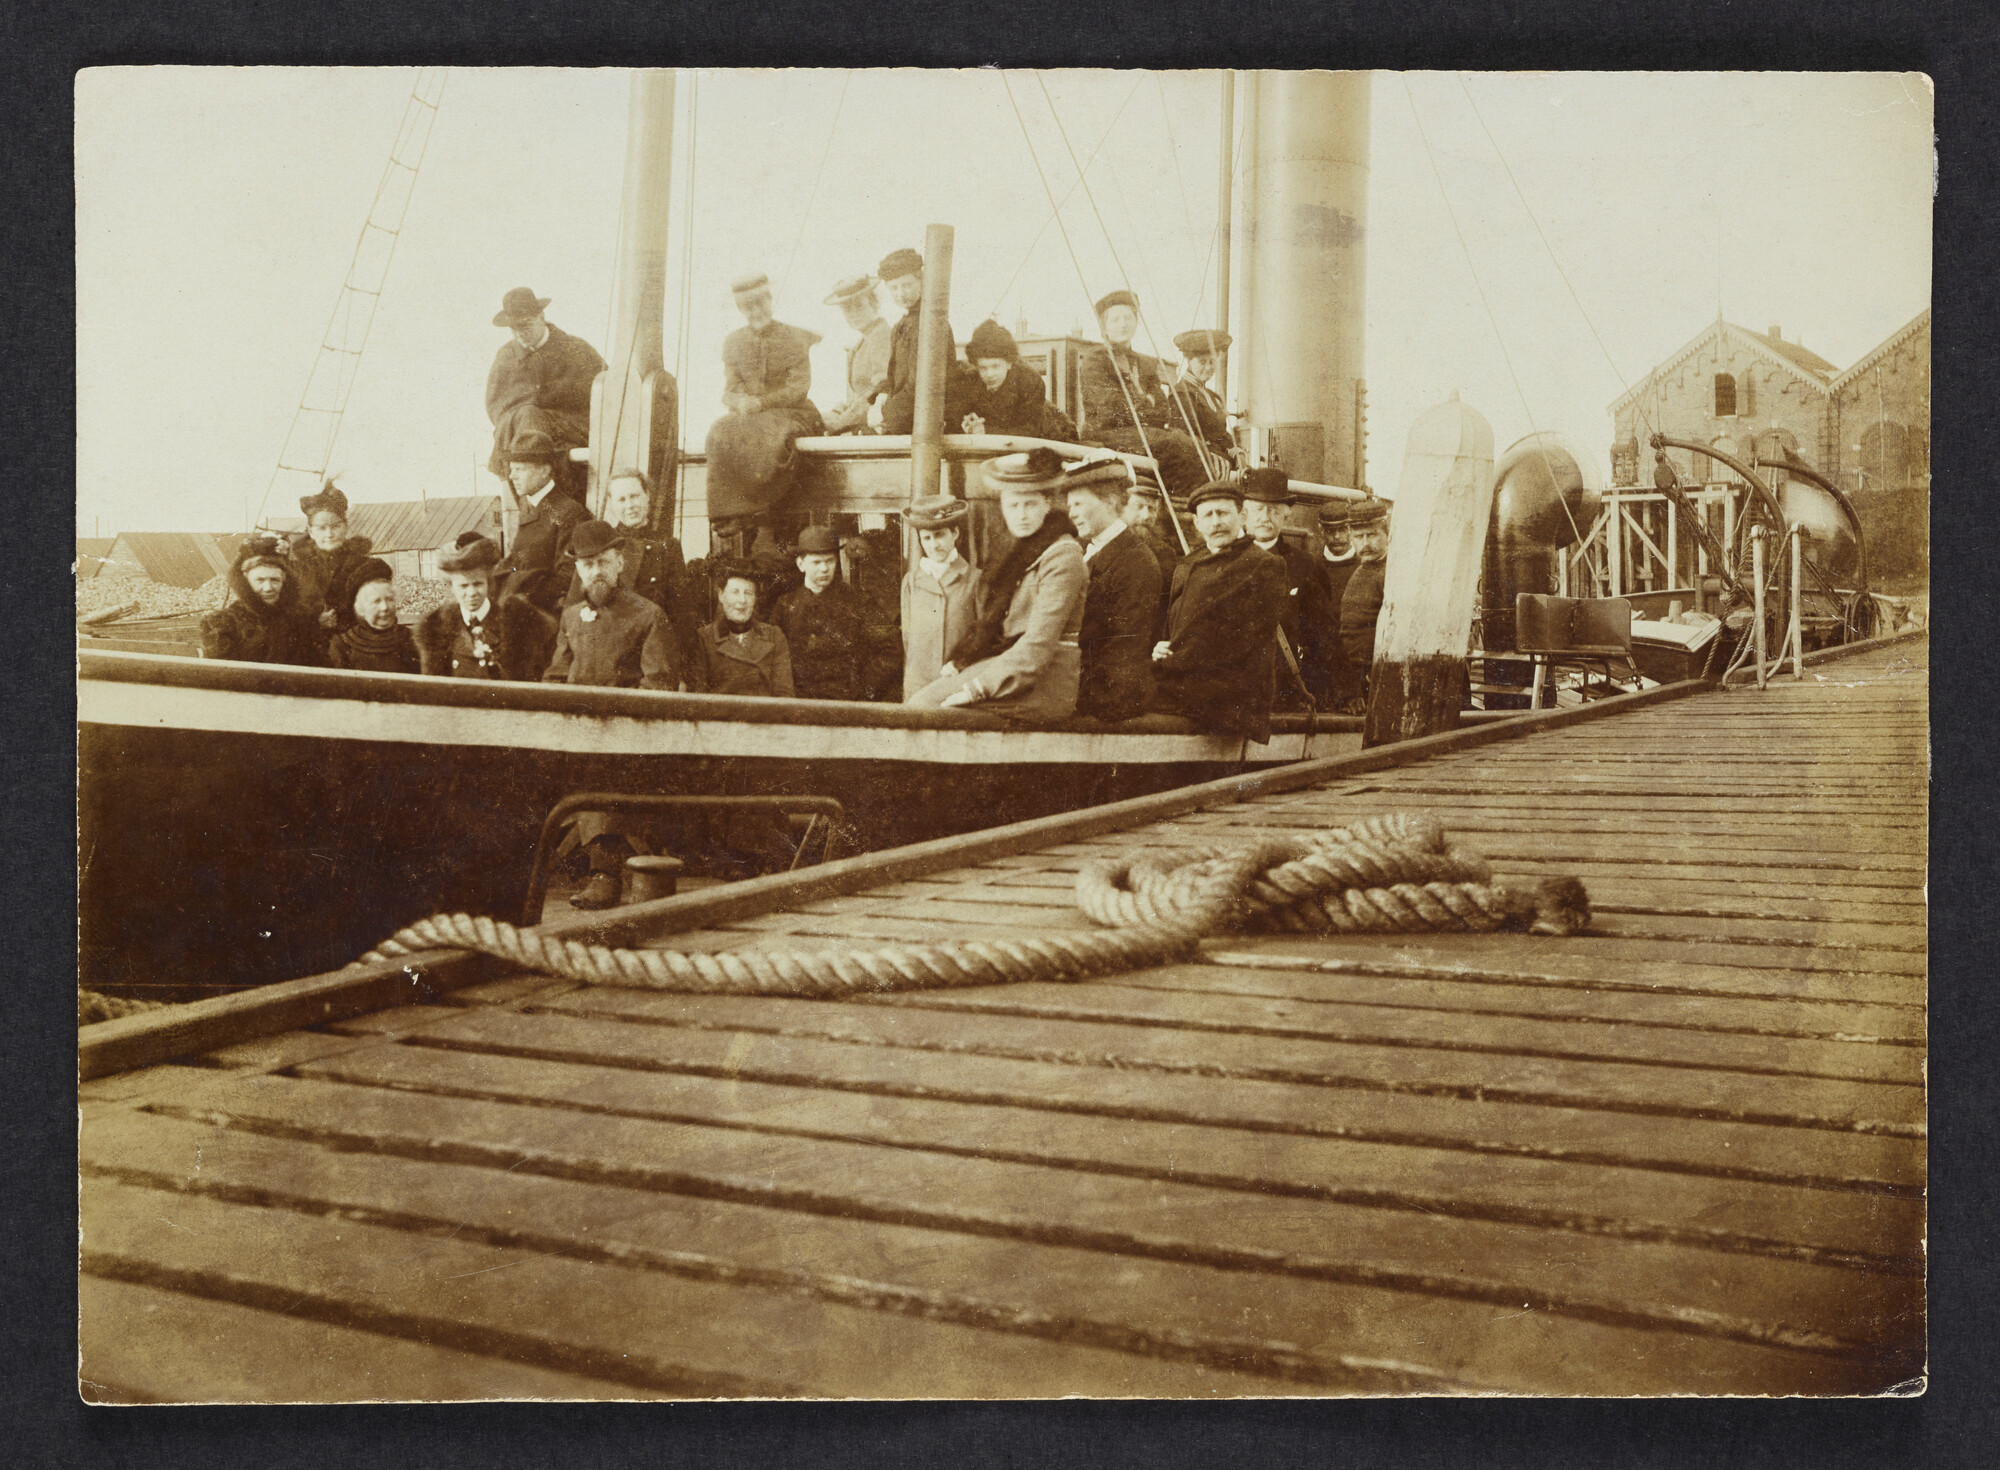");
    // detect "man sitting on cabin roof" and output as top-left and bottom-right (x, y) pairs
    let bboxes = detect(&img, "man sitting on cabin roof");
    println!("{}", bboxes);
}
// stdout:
(870, 247), (979, 436)
(417, 532), (558, 681)
(1243, 469), (1338, 712)
(1148, 479), (1287, 744)
(1077, 290), (1210, 496)
(704, 273), (827, 530)
(769, 525), (867, 701)
(821, 274), (893, 435)
(1170, 328), (1236, 457)
(199, 534), (326, 667)
(1336, 498), (1391, 714)
(494, 424), (589, 619)
(485, 286), (605, 505)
